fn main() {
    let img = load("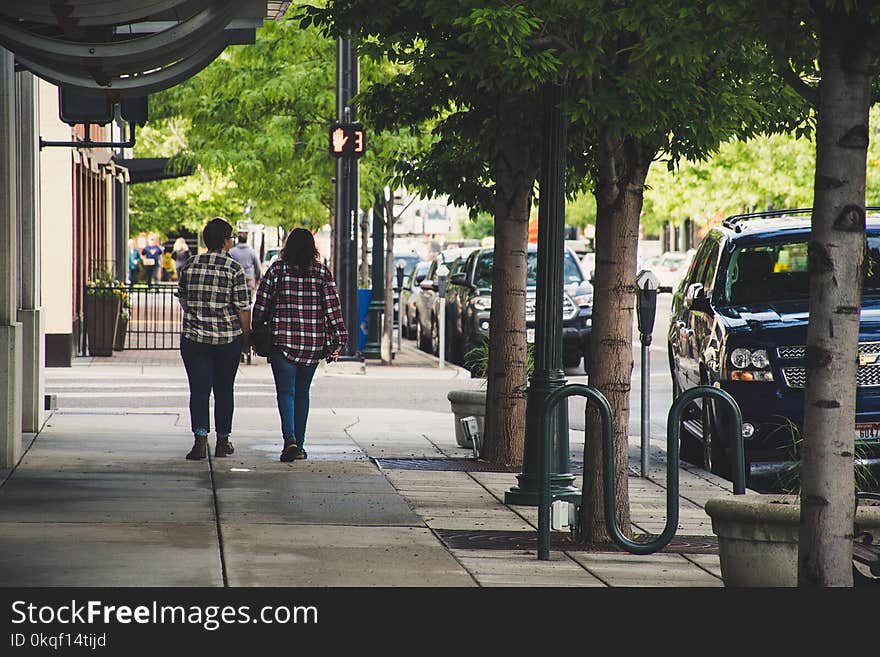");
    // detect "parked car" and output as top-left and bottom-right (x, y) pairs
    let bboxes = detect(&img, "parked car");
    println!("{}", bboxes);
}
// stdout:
(391, 252), (422, 326)
(413, 248), (475, 355)
(668, 210), (880, 485)
(654, 249), (696, 292)
(401, 260), (430, 339)
(446, 245), (593, 370)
